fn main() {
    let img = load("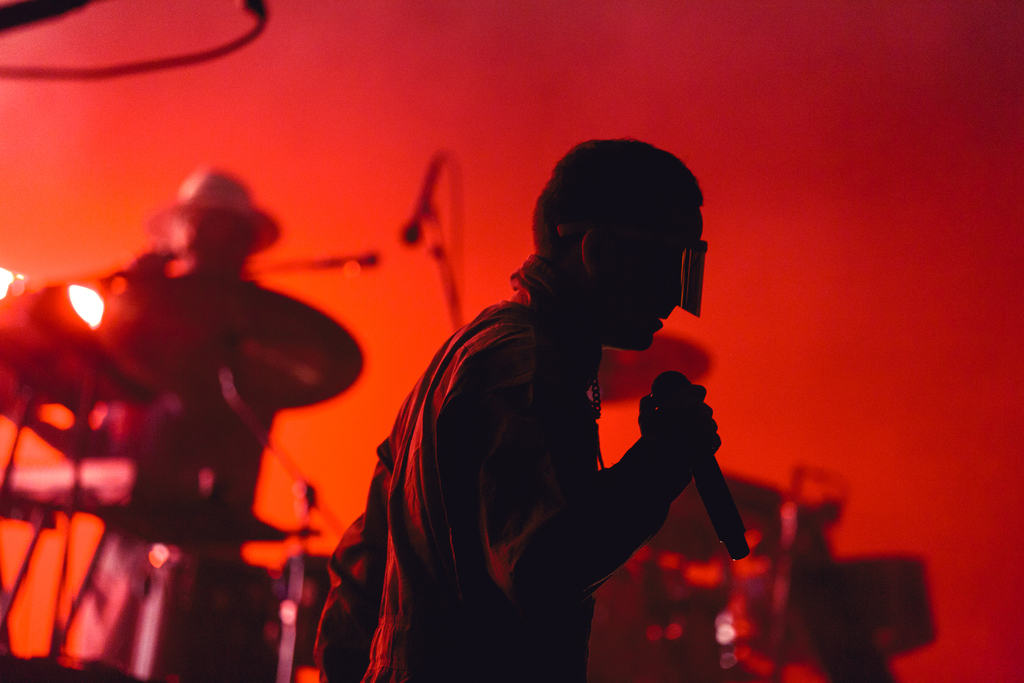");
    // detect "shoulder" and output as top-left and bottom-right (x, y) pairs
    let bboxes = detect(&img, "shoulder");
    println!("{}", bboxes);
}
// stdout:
(436, 300), (564, 410)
